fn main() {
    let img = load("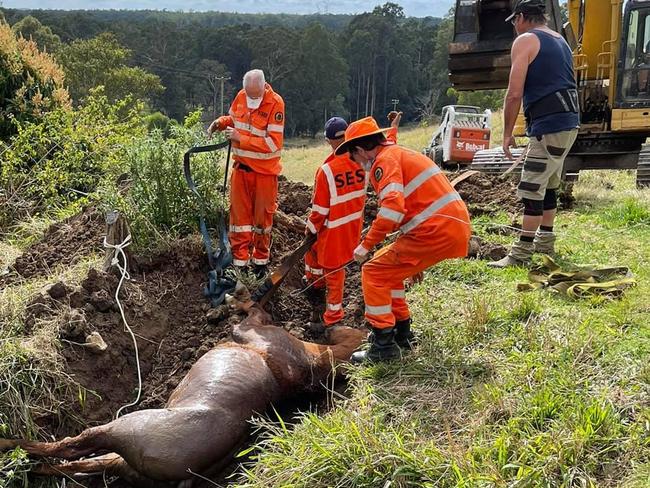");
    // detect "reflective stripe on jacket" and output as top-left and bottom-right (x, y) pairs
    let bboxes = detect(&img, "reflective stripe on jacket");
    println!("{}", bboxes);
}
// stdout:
(307, 152), (367, 269)
(361, 144), (468, 252)
(216, 83), (285, 175)
(308, 128), (397, 269)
